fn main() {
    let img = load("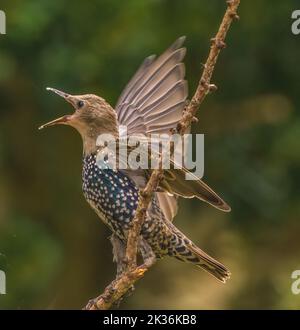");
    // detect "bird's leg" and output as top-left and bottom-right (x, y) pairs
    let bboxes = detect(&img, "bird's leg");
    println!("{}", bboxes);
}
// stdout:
(110, 233), (127, 277)
(139, 238), (157, 268)
(110, 234), (135, 304)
